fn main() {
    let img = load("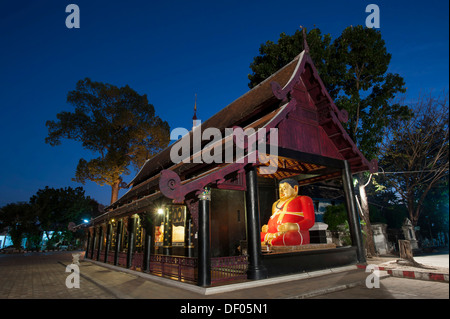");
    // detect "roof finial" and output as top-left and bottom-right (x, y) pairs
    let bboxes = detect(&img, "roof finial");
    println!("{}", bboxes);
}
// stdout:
(192, 94), (201, 129)
(193, 93), (197, 121)
(300, 25), (310, 53)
